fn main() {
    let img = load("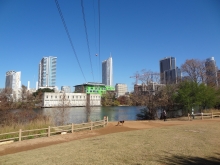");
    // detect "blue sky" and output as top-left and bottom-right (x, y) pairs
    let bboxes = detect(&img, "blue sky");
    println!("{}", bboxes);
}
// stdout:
(0, 0), (220, 92)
